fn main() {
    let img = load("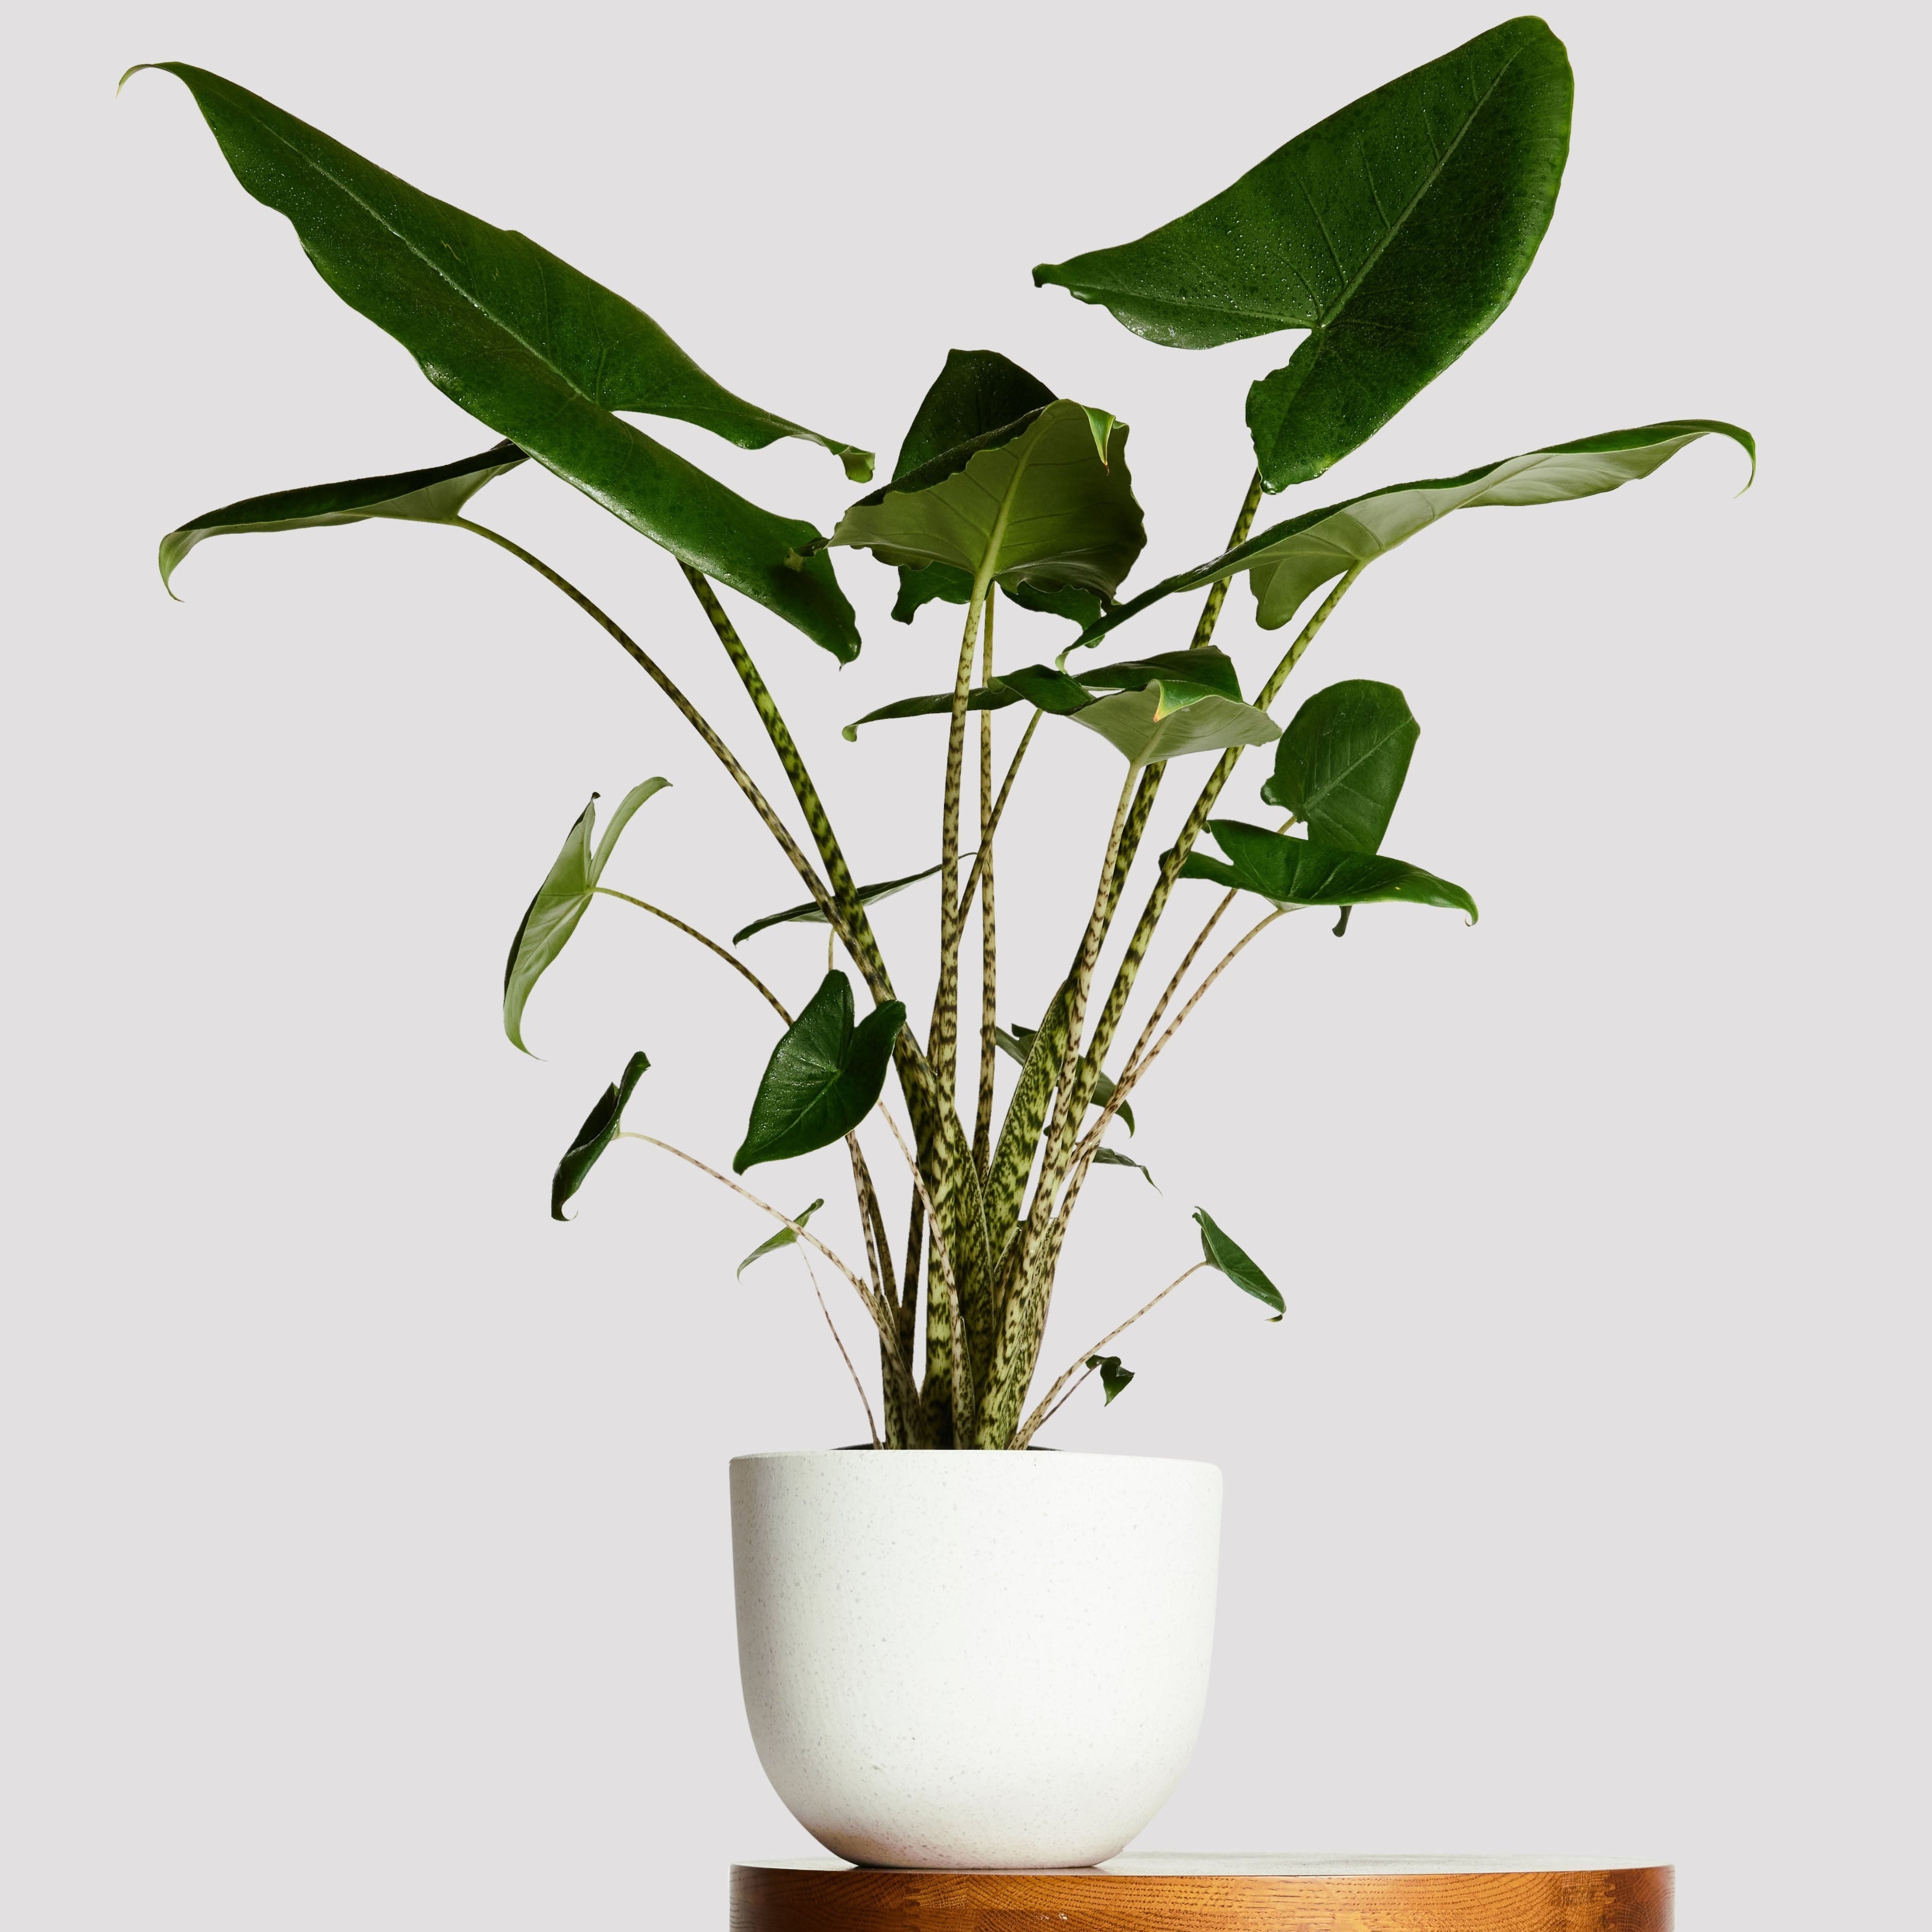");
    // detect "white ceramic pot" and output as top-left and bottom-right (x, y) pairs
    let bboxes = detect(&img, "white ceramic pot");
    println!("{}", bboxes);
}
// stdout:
(729, 1449), (1222, 1869)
